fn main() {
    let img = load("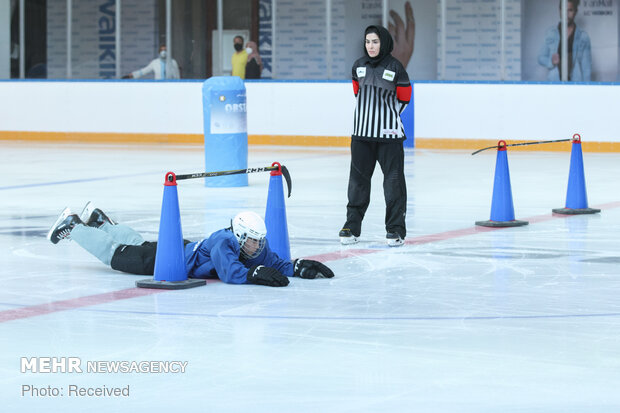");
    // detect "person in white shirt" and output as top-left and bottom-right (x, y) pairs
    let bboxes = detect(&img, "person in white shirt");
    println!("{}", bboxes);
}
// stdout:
(122, 45), (180, 80)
